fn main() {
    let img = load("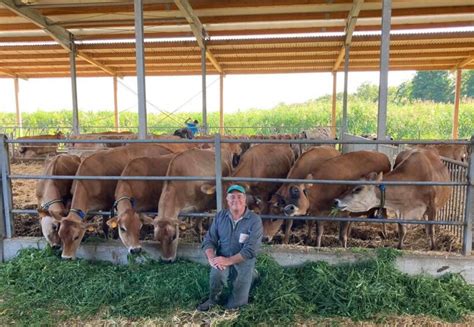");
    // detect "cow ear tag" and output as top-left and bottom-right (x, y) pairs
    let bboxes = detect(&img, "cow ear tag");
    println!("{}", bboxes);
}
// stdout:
(109, 221), (118, 229)
(86, 225), (96, 232)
